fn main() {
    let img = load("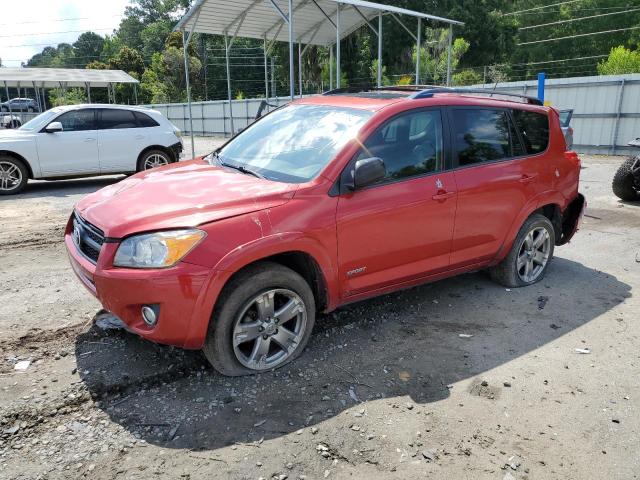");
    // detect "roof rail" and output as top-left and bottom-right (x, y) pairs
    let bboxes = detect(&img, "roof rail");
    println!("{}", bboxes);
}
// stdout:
(323, 85), (441, 96)
(410, 88), (543, 106)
